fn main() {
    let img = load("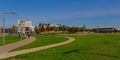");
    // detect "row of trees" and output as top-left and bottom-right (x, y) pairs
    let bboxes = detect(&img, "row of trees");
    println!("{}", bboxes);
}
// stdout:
(34, 23), (88, 34)
(0, 23), (88, 34)
(1, 23), (118, 34)
(0, 25), (18, 34)
(34, 23), (119, 34)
